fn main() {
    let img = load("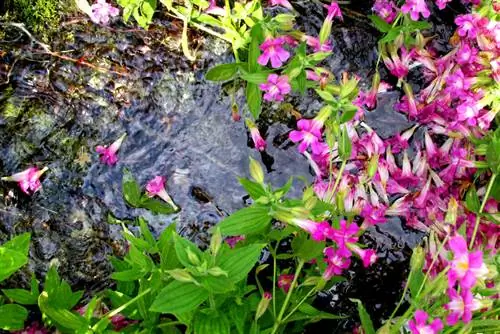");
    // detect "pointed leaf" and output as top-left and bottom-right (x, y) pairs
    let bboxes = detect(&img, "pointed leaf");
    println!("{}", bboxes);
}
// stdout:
(150, 281), (208, 314)
(217, 206), (271, 236)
